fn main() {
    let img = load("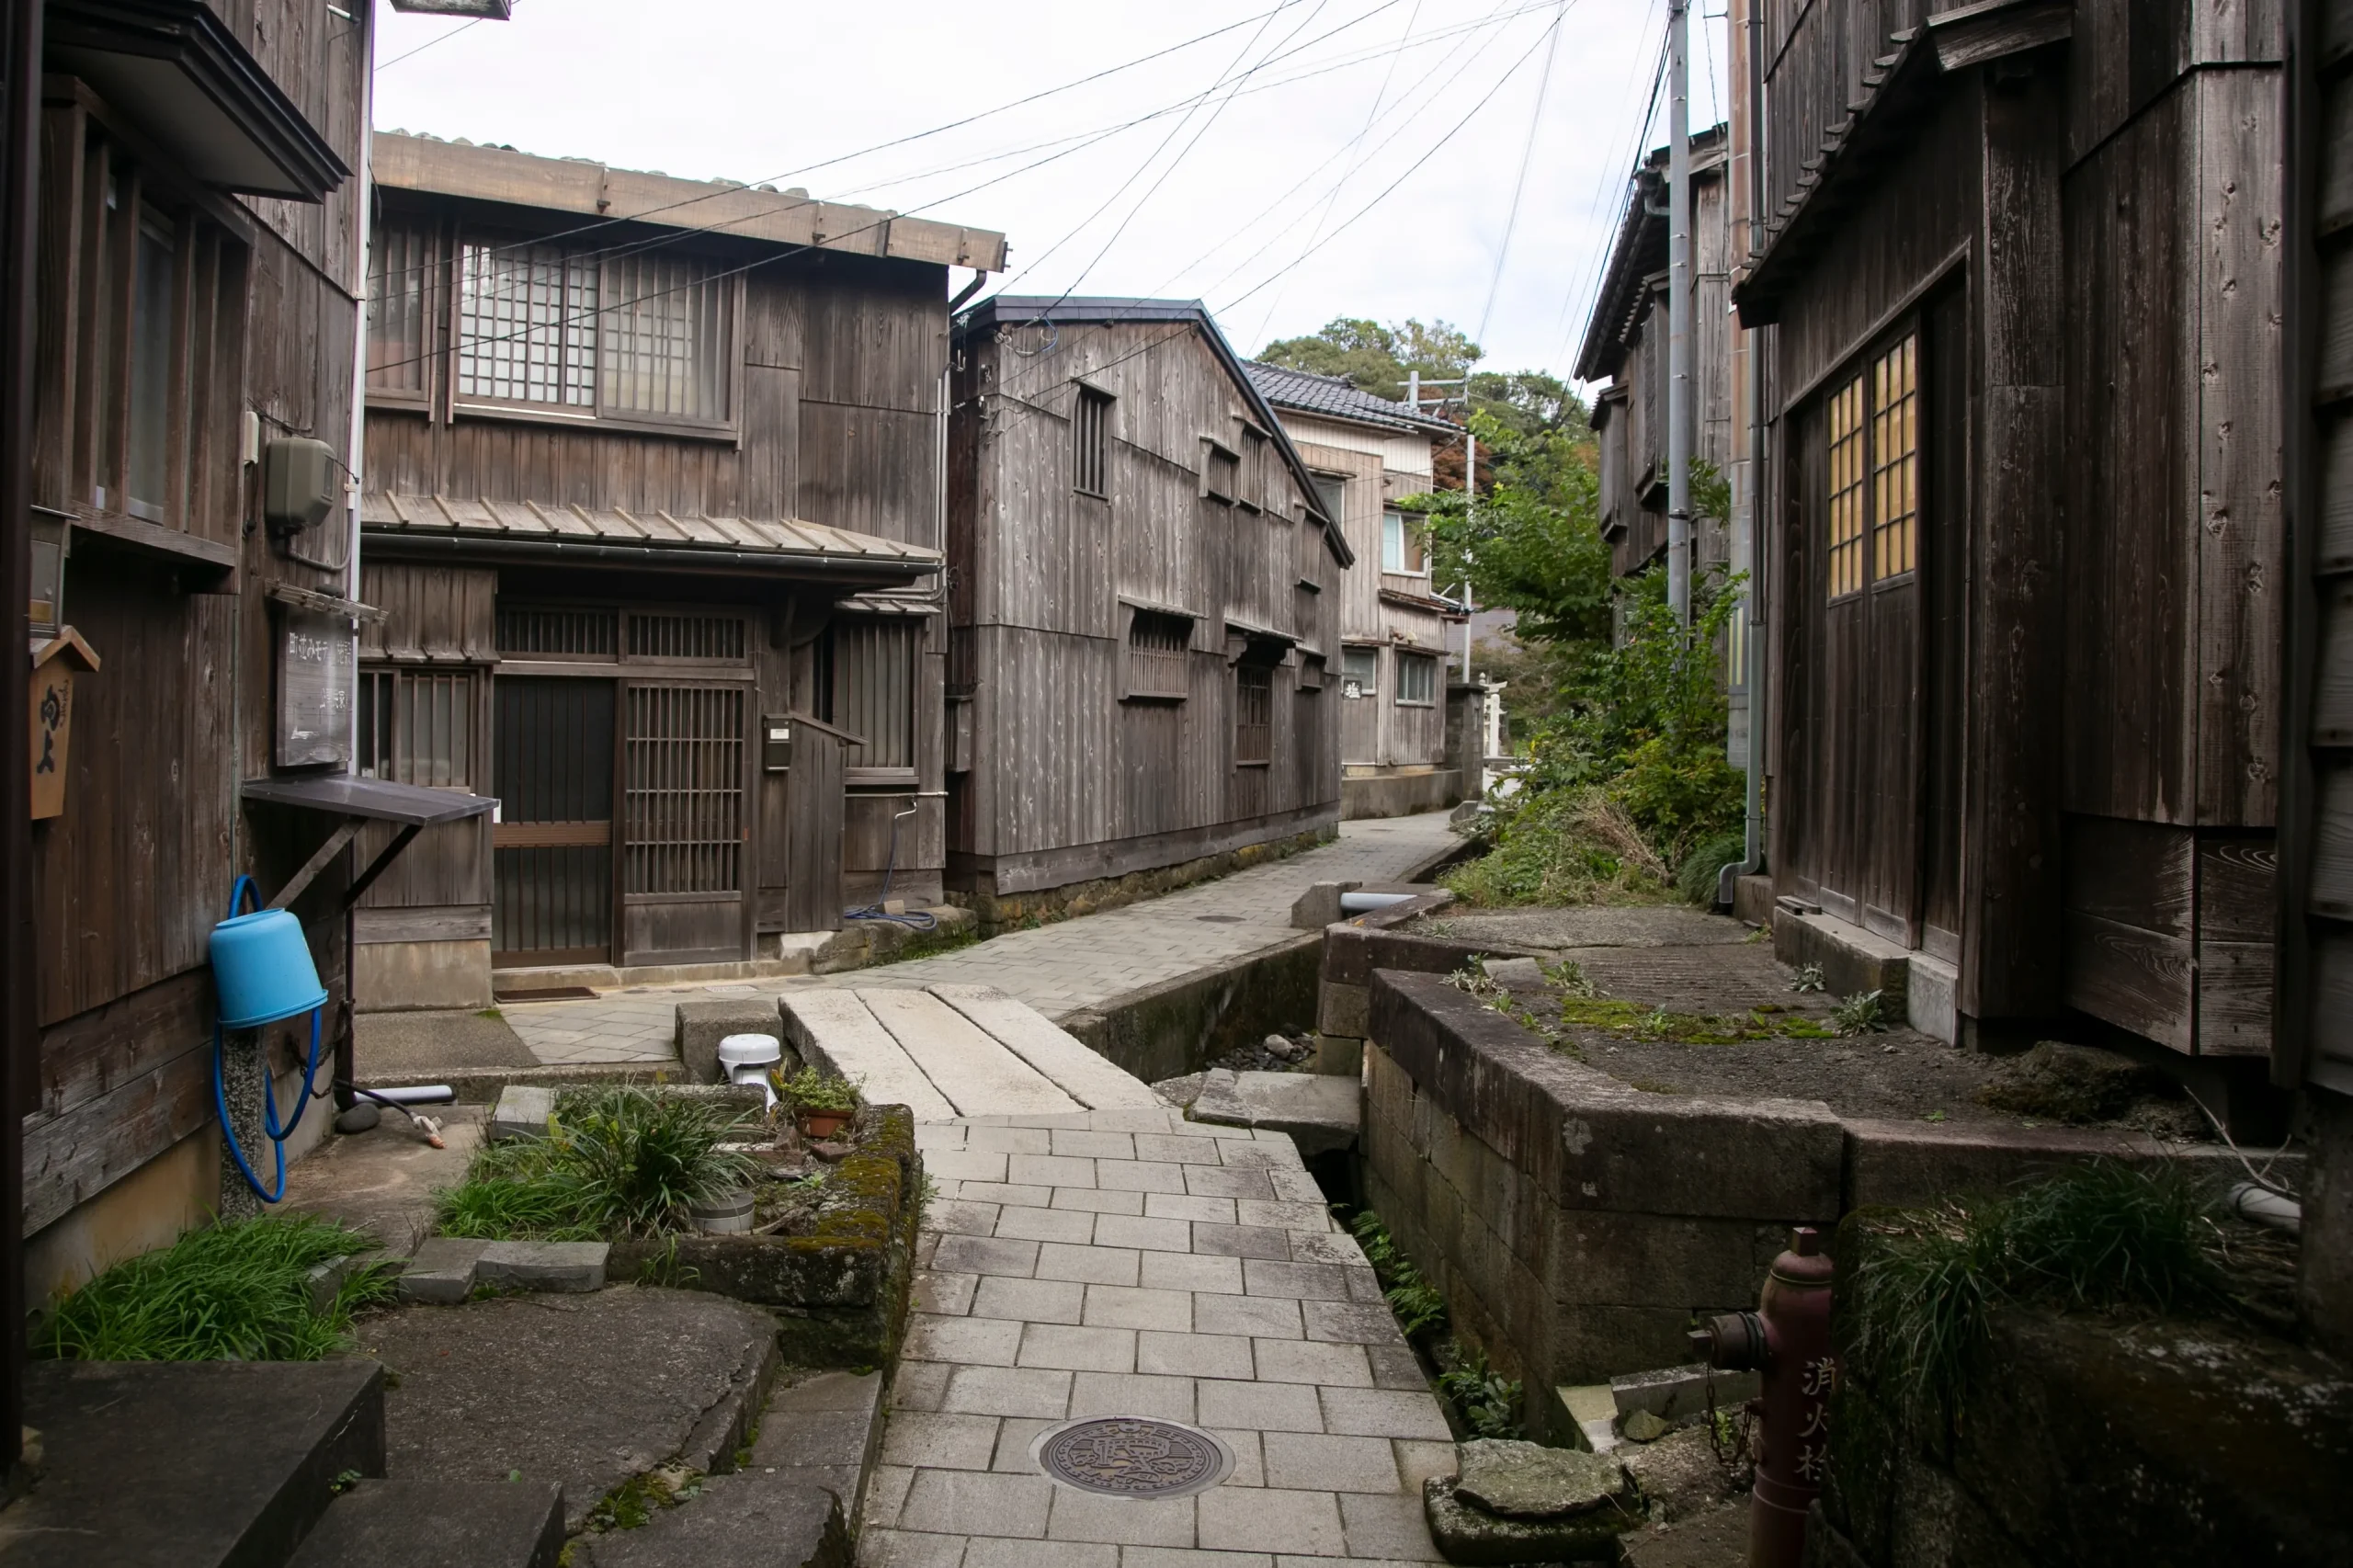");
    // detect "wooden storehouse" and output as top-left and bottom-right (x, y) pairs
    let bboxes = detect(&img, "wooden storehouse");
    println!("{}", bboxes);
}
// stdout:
(19, 0), (375, 1303)
(1577, 124), (1737, 583)
(1243, 363), (1467, 819)
(355, 135), (1006, 1001)
(945, 298), (1348, 925)
(1729, 0), (2290, 1121)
